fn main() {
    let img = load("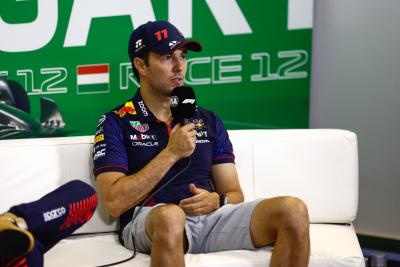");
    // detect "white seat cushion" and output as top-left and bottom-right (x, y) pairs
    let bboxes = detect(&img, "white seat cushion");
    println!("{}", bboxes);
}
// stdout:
(44, 224), (364, 267)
